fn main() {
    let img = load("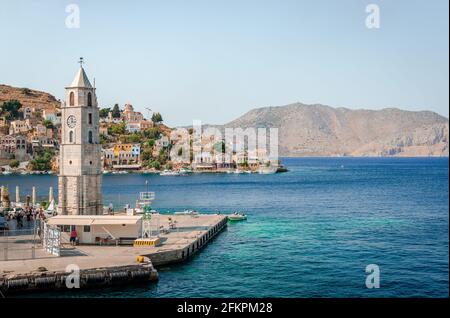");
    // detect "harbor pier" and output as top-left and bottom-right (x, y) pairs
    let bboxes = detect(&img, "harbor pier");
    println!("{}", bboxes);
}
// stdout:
(0, 213), (227, 295)
(139, 214), (228, 266)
